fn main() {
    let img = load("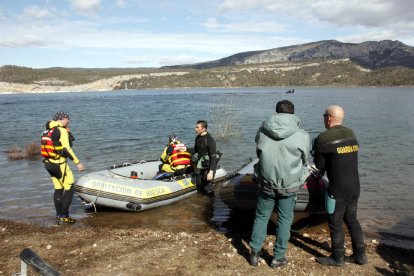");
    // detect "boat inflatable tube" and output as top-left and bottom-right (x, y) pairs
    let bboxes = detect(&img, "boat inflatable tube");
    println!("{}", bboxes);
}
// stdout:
(75, 160), (227, 212)
(218, 159), (328, 213)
